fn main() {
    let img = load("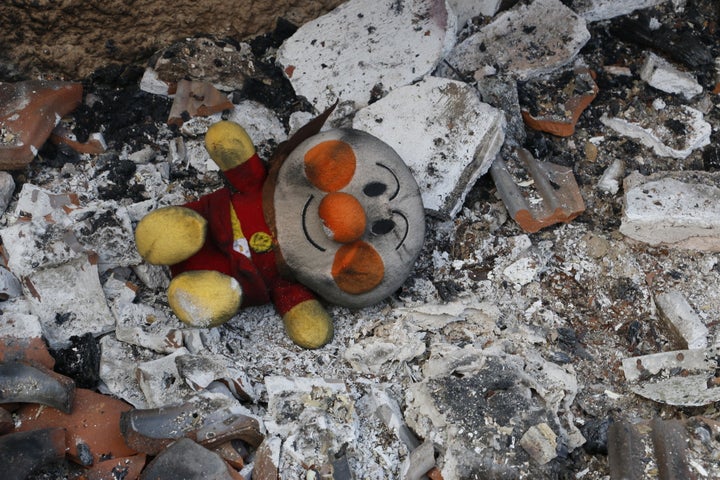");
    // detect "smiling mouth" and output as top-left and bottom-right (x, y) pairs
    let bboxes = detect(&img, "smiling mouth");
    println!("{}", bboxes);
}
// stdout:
(302, 195), (326, 252)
